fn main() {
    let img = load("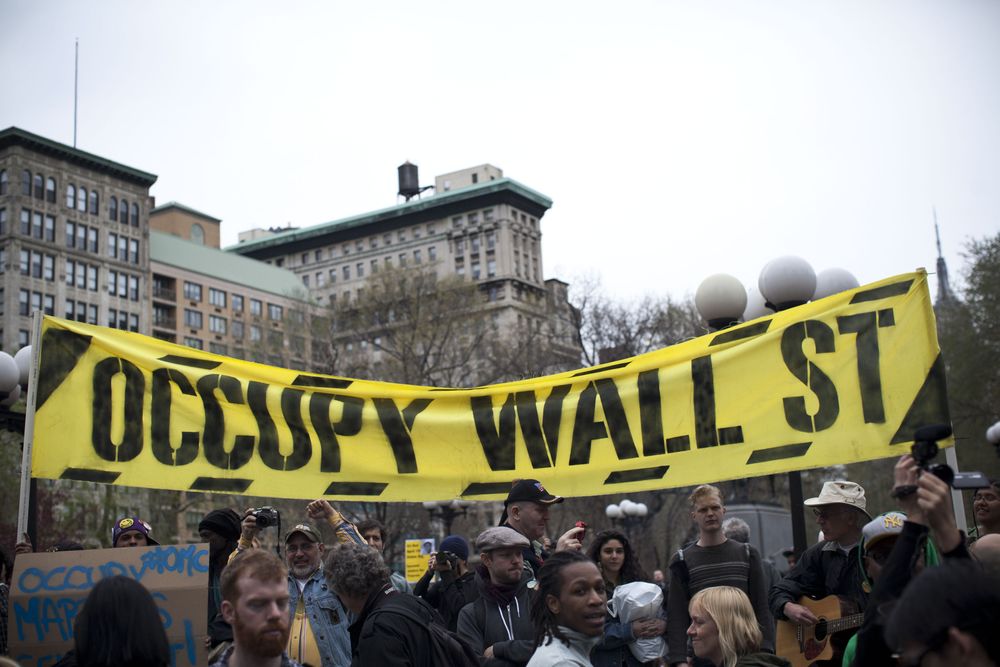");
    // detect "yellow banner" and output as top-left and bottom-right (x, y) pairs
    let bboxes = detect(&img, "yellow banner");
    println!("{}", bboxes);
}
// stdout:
(30, 271), (949, 501)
